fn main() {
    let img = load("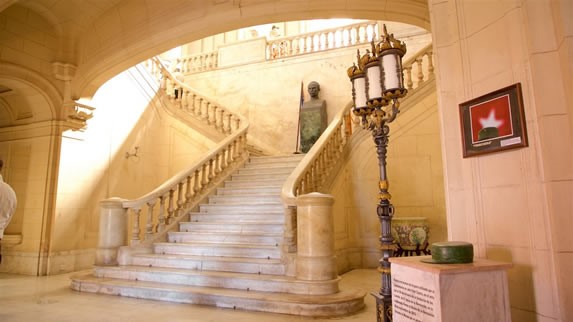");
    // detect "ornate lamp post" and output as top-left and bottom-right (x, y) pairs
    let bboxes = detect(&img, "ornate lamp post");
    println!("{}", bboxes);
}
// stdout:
(347, 25), (407, 322)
